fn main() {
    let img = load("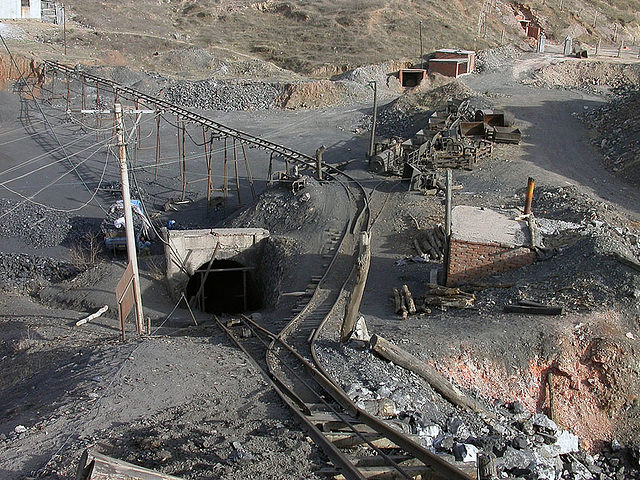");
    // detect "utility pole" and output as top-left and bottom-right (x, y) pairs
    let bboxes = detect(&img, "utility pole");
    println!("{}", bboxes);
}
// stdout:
(62, 3), (67, 55)
(115, 103), (144, 332)
(367, 81), (378, 160)
(419, 21), (424, 69)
